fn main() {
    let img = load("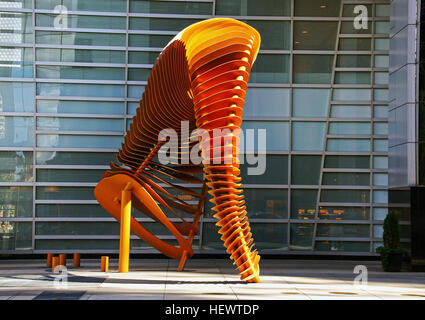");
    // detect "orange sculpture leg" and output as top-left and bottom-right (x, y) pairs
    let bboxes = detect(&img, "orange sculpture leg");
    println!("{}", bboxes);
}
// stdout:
(118, 184), (132, 273)
(95, 18), (261, 283)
